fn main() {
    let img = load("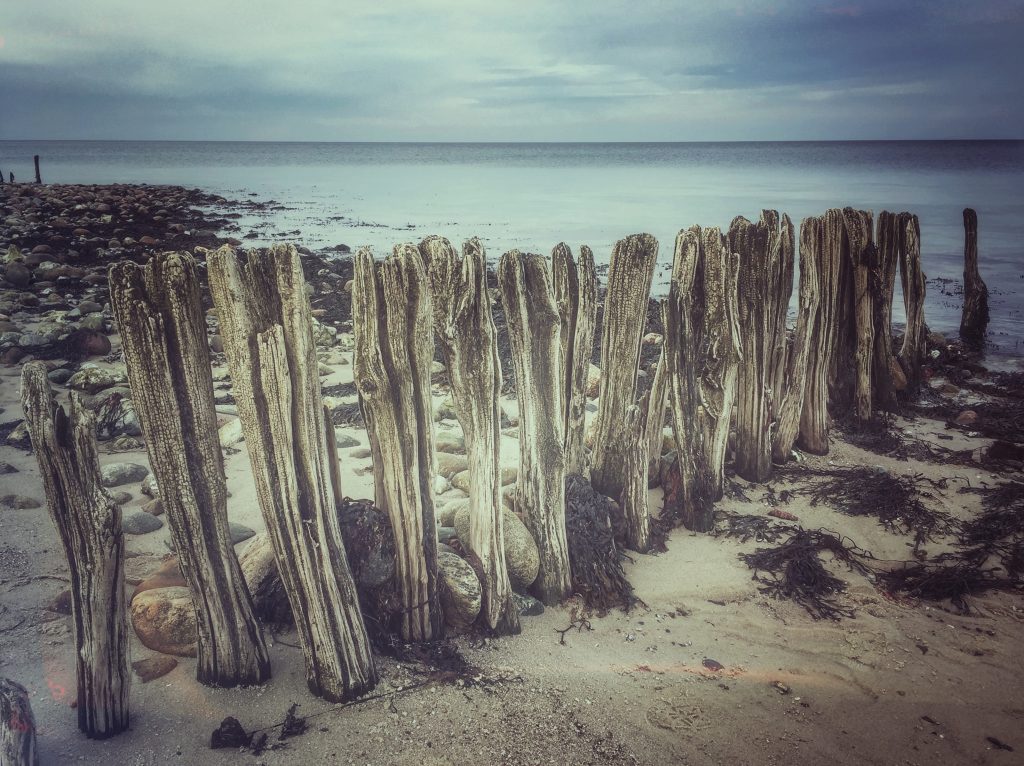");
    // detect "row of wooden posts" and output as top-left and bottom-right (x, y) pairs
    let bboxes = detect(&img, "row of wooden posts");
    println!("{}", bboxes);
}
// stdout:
(0, 155), (42, 185)
(4, 206), (987, 754)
